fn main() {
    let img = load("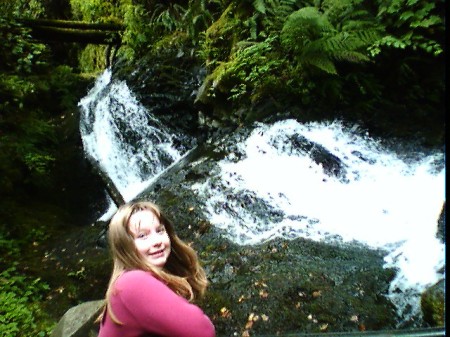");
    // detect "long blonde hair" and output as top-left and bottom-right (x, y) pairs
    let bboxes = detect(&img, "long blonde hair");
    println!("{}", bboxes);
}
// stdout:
(99, 201), (208, 324)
